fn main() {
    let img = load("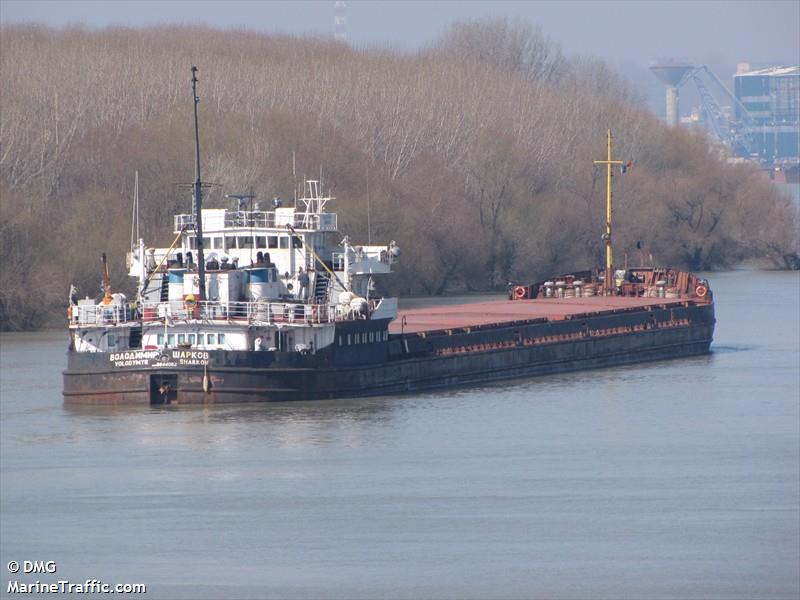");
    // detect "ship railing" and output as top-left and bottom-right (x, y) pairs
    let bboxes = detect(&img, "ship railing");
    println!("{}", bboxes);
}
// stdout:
(223, 211), (277, 228)
(70, 303), (133, 326)
(362, 247), (394, 264)
(332, 247), (395, 271)
(138, 300), (328, 325)
(138, 299), (372, 325)
(174, 211), (337, 233)
(174, 214), (196, 230)
(70, 297), (378, 327)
